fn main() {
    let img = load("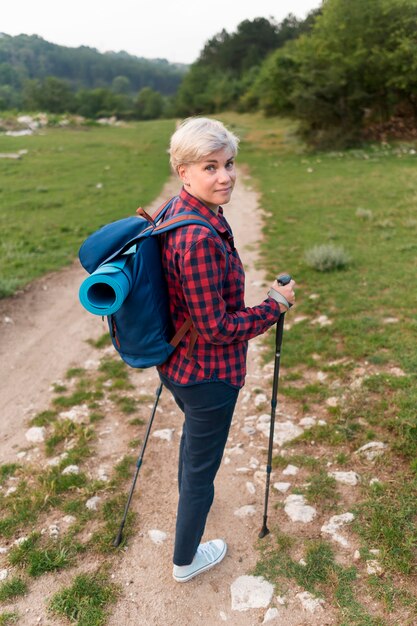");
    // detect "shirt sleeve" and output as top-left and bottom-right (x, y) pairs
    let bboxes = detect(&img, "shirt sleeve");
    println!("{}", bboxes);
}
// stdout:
(180, 235), (281, 345)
